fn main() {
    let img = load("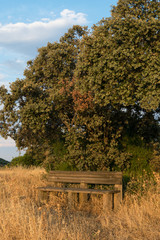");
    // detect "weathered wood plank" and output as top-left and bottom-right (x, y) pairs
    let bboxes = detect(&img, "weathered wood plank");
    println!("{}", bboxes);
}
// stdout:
(47, 176), (122, 185)
(79, 182), (88, 203)
(48, 175), (122, 180)
(47, 171), (122, 185)
(37, 186), (120, 194)
(68, 192), (74, 208)
(49, 171), (122, 177)
(103, 193), (114, 211)
(114, 184), (123, 209)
